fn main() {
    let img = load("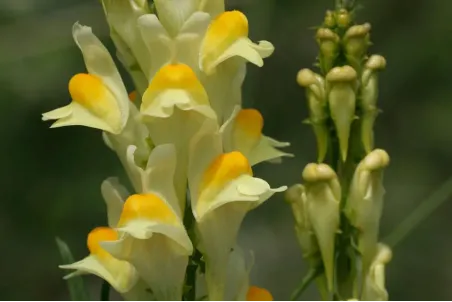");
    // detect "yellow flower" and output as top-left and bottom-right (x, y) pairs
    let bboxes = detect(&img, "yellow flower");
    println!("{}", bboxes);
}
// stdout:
(42, 23), (129, 134)
(188, 119), (286, 300)
(140, 63), (217, 210)
(59, 227), (139, 294)
(101, 144), (193, 300)
(199, 10), (274, 75)
(221, 106), (293, 165)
